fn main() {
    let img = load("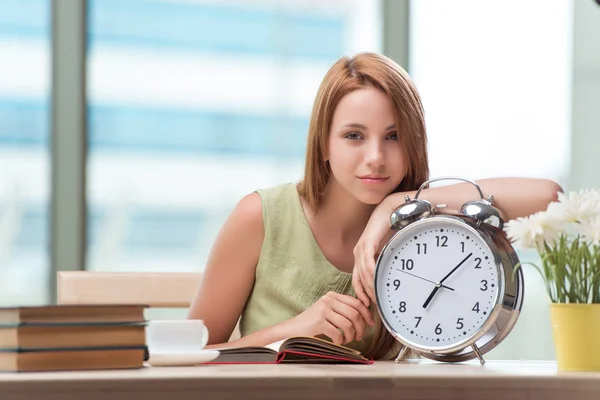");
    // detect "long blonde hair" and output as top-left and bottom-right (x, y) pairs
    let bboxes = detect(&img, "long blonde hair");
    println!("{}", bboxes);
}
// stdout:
(298, 52), (429, 360)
